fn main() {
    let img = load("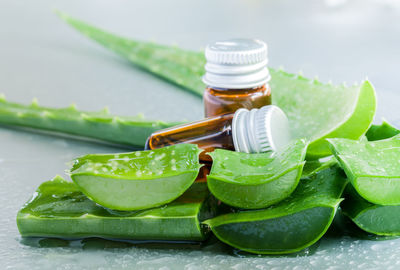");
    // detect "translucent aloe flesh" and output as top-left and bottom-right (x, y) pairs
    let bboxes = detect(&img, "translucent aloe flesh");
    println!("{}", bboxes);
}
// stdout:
(207, 139), (307, 209)
(57, 12), (376, 159)
(342, 185), (400, 236)
(204, 164), (347, 254)
(70, 144), (202, 211)
(366, 120), (400, 141)
(0, 96), (175, 148)
(328, 135), (400, 205)
(17, 176), (215, 241)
